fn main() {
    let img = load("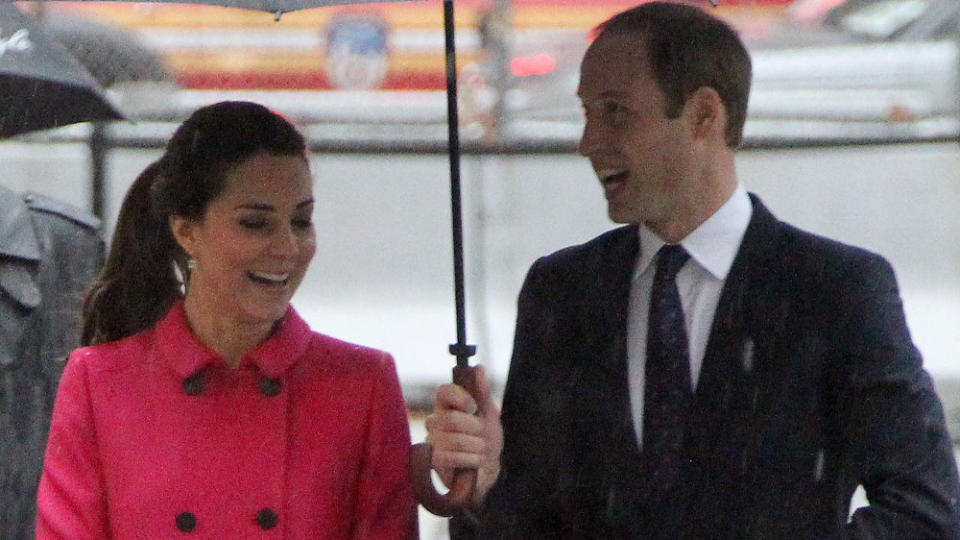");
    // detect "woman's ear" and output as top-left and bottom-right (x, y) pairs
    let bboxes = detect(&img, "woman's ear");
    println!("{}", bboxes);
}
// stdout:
(169, 215), (197, 259)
